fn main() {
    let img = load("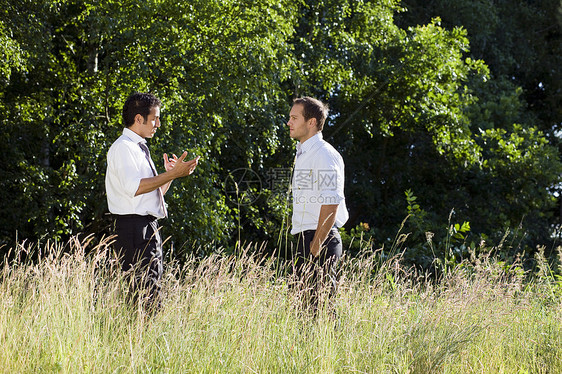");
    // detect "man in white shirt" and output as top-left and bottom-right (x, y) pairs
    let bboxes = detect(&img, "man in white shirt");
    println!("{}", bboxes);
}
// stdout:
(287, 96), (349, 313)
(106, 92), (199, 310)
